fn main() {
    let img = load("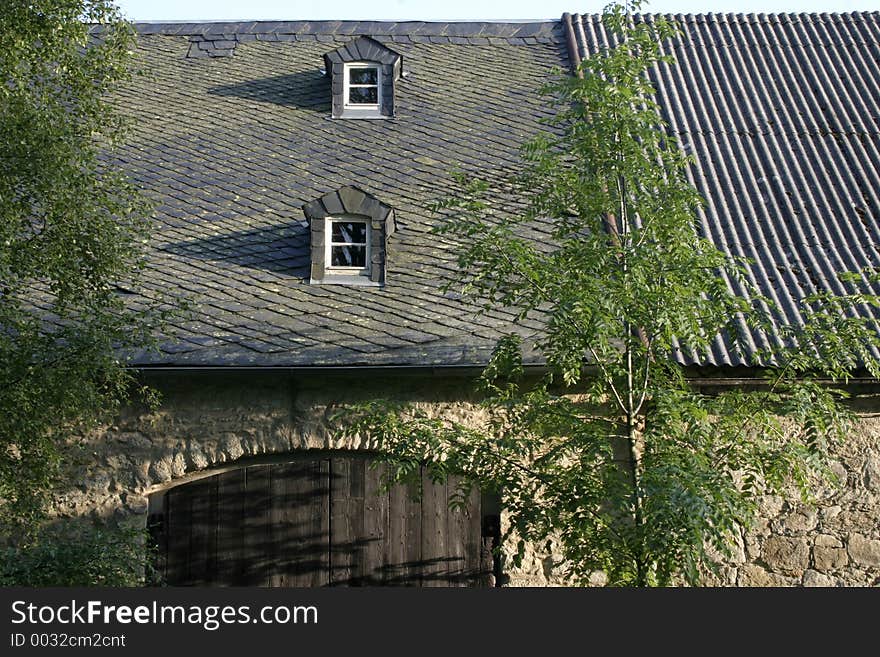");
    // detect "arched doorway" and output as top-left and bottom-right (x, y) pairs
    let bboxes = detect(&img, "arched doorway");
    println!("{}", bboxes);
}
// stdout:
(148, 454), (498, 586)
